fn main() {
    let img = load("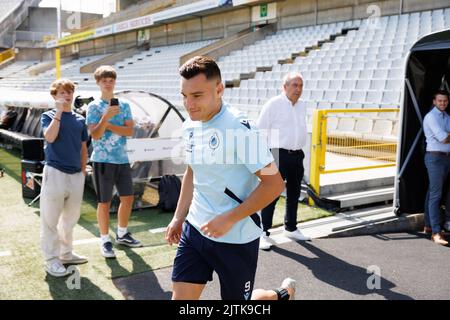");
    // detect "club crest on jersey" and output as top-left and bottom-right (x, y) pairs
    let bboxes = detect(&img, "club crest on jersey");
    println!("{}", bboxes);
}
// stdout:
(240, 119), (251, 130)
(186, 130), (194, 153)
(209, 132), (220, 150)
